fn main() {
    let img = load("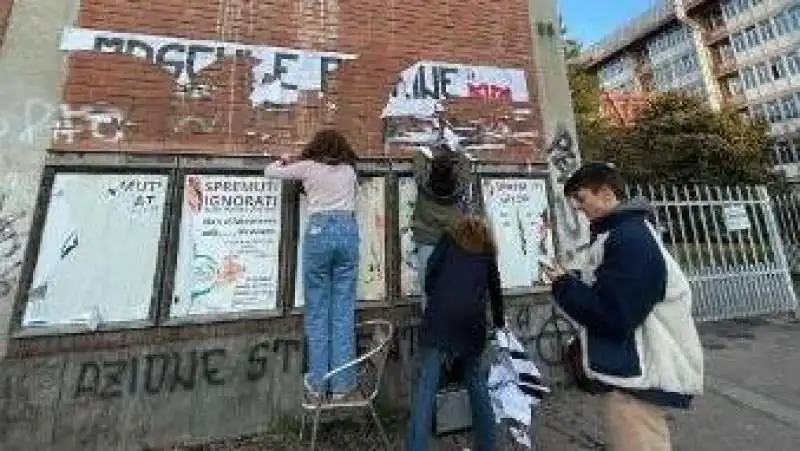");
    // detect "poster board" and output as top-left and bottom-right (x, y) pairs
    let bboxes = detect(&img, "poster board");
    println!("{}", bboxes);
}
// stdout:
(171, 174), (283, 317)
(481, 178), (555, 289)
(398, 177), (421, 296)
(23, 173), (168, 328)
(294, 177), (386, 306)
